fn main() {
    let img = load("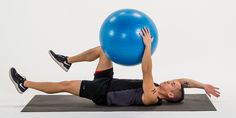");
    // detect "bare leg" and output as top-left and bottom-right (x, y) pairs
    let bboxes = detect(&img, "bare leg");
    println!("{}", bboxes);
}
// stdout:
(67, 46), (113, 71)
(67, 46), (101, 63)
(24, 47), (113, 95)
(95, 47), (113, 71)
(24, 80), (81, 96)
